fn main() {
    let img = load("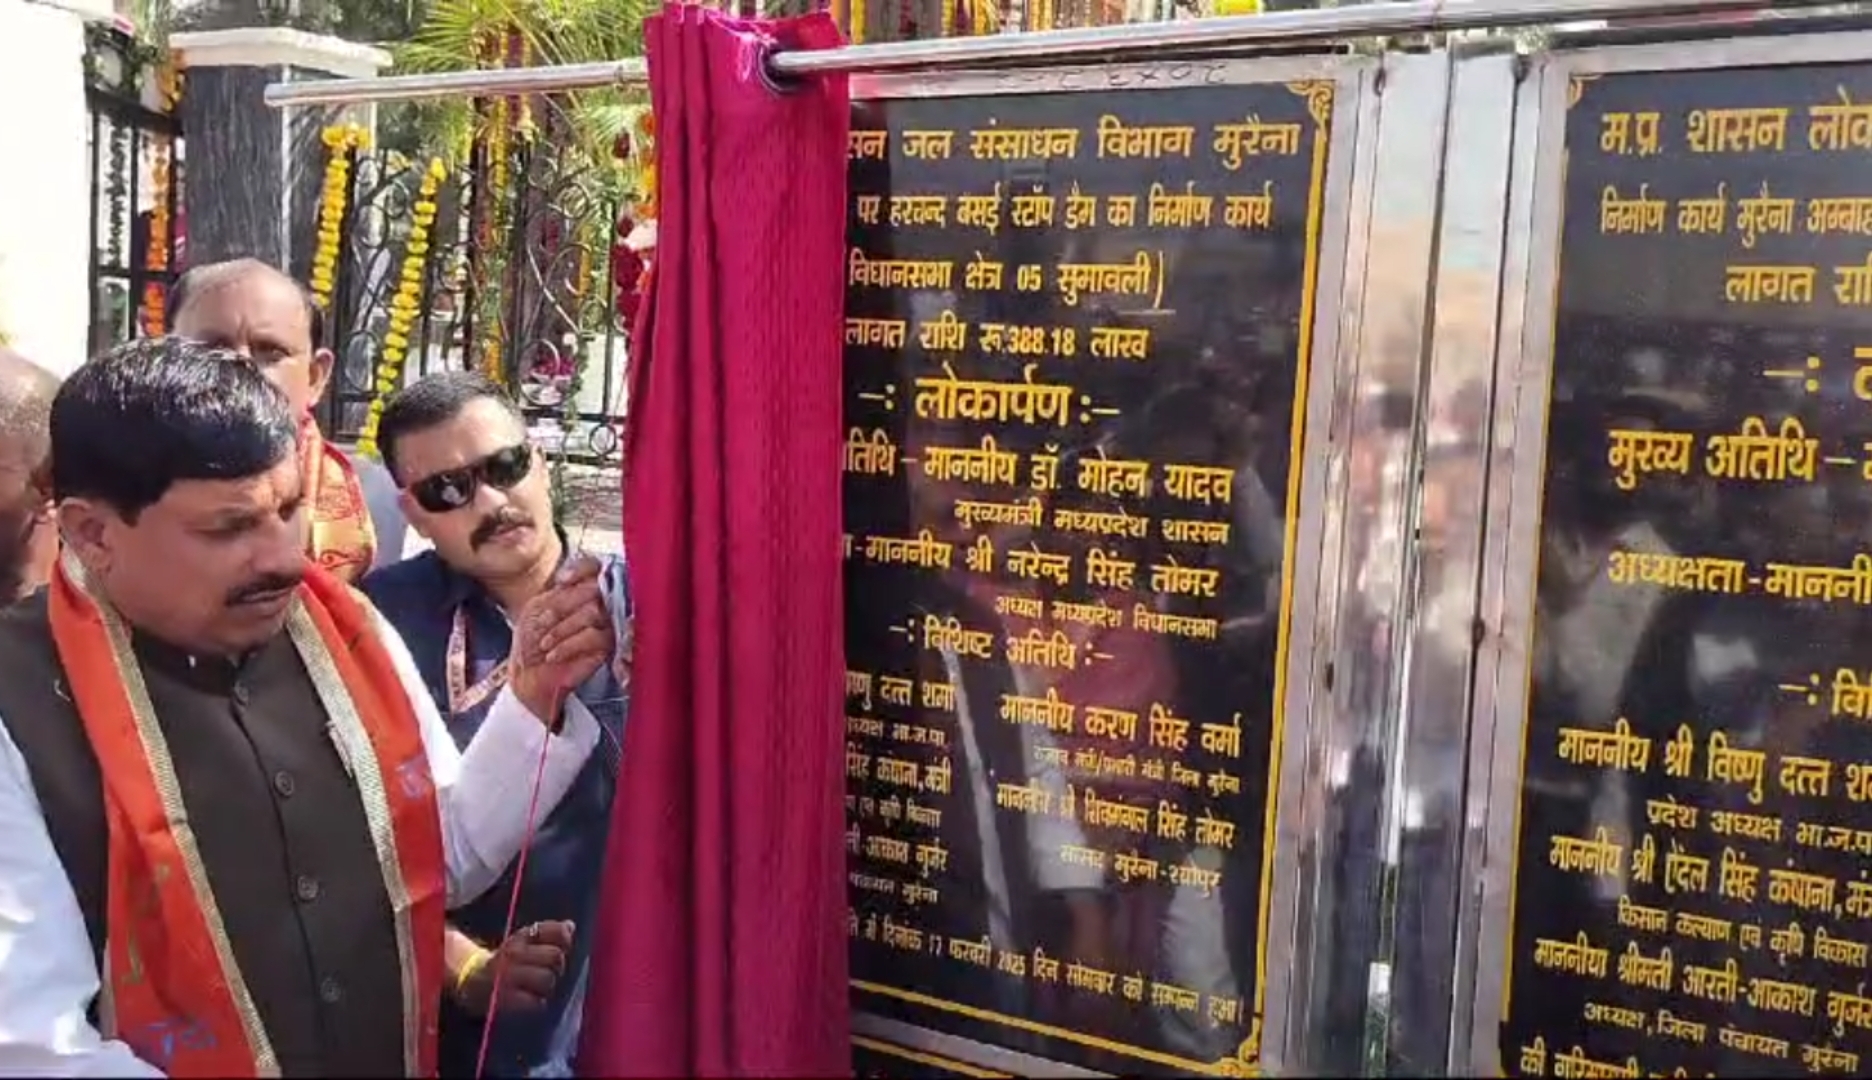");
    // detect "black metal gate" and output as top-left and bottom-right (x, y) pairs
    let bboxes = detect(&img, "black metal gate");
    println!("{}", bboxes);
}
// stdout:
(84, 22), (184, 358)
